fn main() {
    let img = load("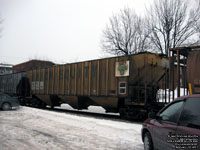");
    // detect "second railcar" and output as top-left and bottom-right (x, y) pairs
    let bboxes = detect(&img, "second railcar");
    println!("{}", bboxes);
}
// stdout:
(187, 50), (200, 94)
(0, 72), (28, 96)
